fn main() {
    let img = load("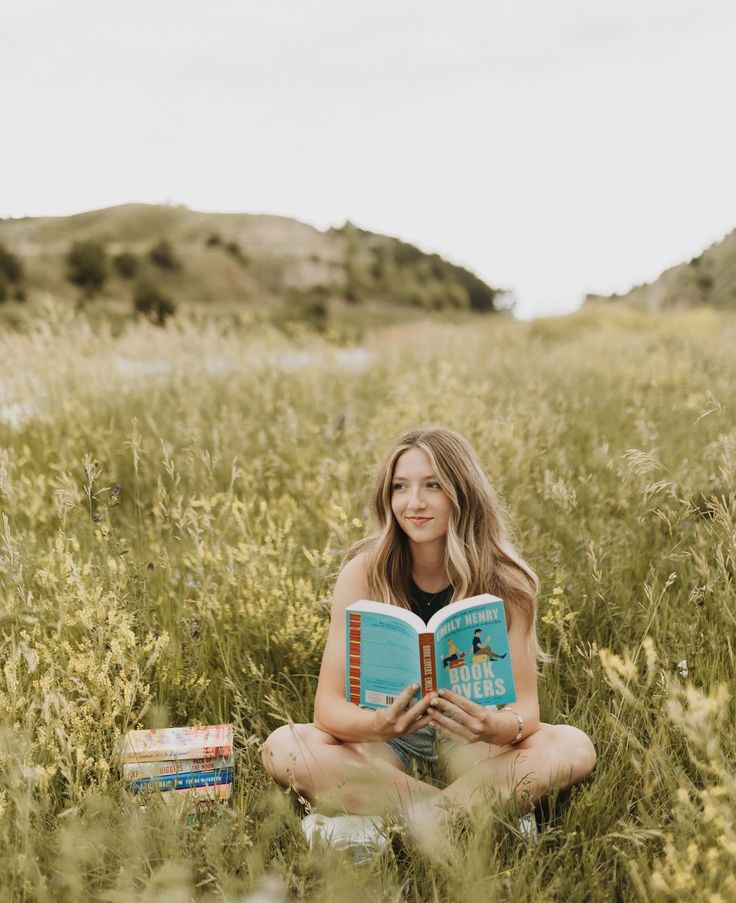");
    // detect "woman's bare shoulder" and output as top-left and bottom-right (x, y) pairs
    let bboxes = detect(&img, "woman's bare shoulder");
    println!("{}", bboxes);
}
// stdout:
(332, 550), (371, 609)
